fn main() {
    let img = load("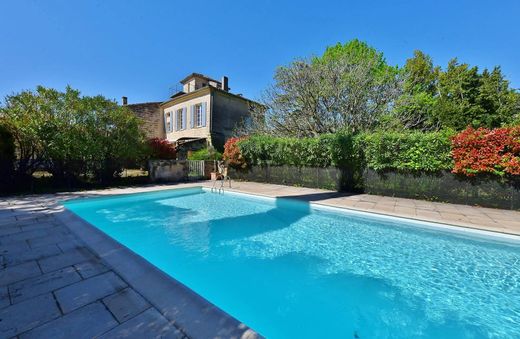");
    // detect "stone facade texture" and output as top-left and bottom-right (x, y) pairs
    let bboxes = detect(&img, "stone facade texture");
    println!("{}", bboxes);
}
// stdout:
(127, 102), (165, 139)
